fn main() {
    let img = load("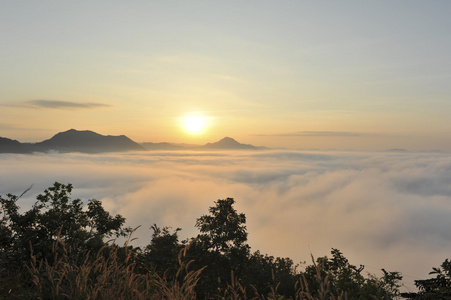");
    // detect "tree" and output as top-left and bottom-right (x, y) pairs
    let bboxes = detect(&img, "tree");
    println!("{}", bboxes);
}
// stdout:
(402, 259), (451, 299)
(0, 182), (131, 297)
(189, 198), (250, 297)
(195, 197), (249, 256)
(142, 224), (183, 279)
(246, 250), (299, 297)
(301, 249), (402, 299)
